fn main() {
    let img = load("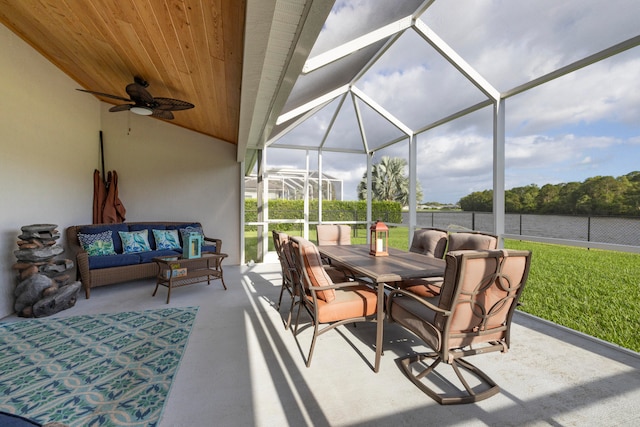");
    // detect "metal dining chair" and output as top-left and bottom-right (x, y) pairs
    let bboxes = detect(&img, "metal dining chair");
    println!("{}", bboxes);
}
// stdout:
(290, 236), (378, 367)
(399, 230), (498, 298)
(387, 249), (532, 404)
